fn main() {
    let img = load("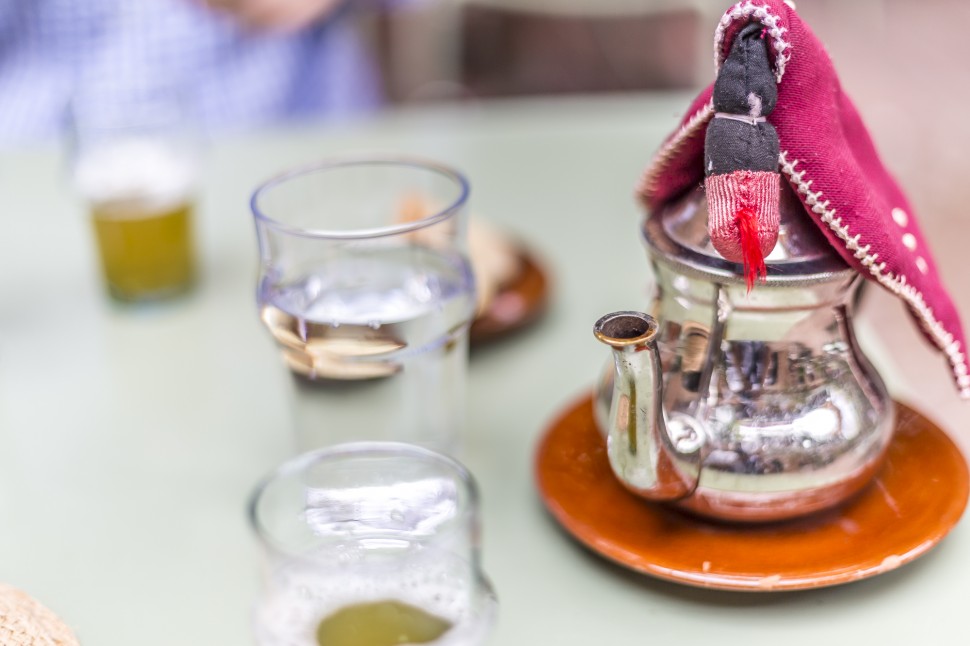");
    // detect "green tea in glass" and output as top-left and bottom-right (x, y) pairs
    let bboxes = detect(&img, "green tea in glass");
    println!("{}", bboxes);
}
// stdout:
(249, 443), (496, 646)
